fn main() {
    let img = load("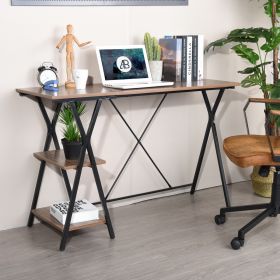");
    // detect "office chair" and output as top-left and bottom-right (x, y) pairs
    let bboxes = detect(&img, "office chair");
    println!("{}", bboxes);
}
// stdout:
(215, 98), (280, 250)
